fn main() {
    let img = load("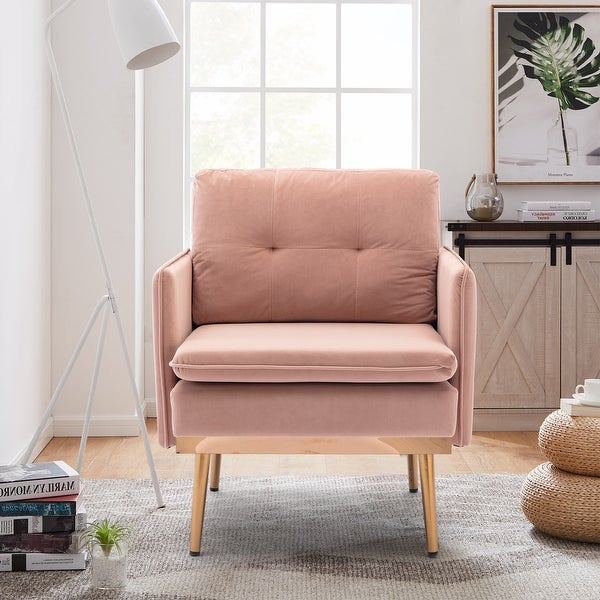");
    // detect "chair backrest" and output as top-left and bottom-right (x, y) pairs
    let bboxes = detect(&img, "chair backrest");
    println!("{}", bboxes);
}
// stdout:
(191, 168), (440, 325)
